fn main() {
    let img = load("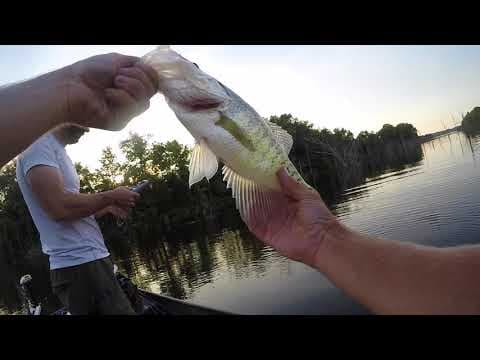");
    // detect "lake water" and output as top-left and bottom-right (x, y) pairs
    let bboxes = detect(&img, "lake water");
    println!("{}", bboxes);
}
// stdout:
(1, 131), (479, 315)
